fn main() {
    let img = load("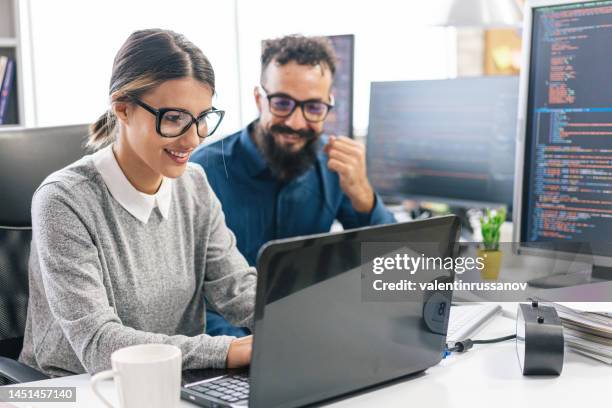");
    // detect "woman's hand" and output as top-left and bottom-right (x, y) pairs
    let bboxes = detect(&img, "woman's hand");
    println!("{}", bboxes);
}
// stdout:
(226, 335), (253, 368)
